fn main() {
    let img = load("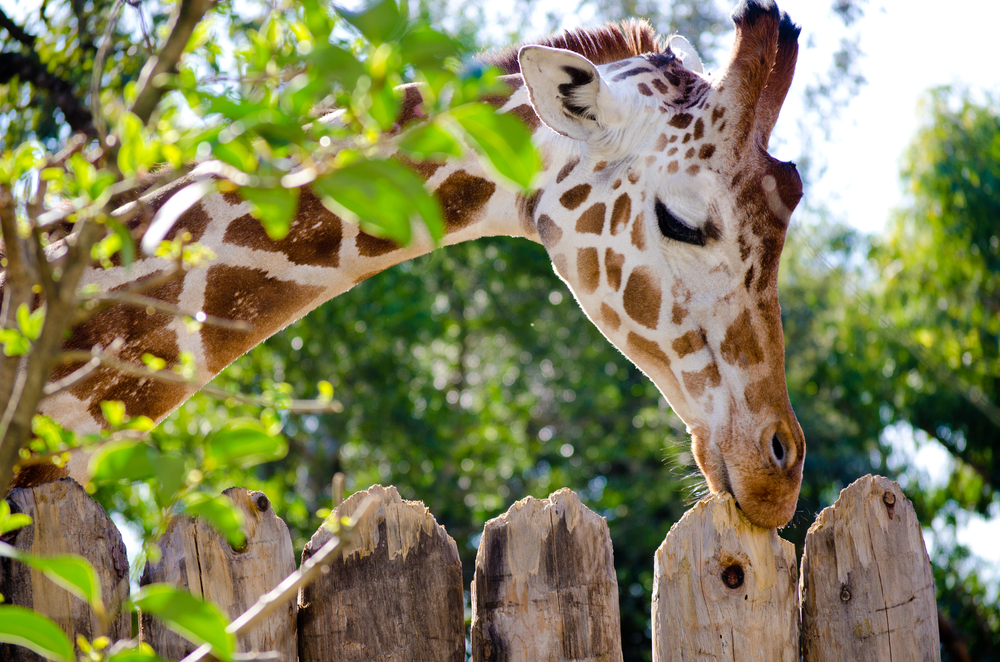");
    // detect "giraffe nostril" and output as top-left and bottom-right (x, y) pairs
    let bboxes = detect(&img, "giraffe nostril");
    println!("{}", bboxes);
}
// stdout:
(771, 434), (785, 464)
